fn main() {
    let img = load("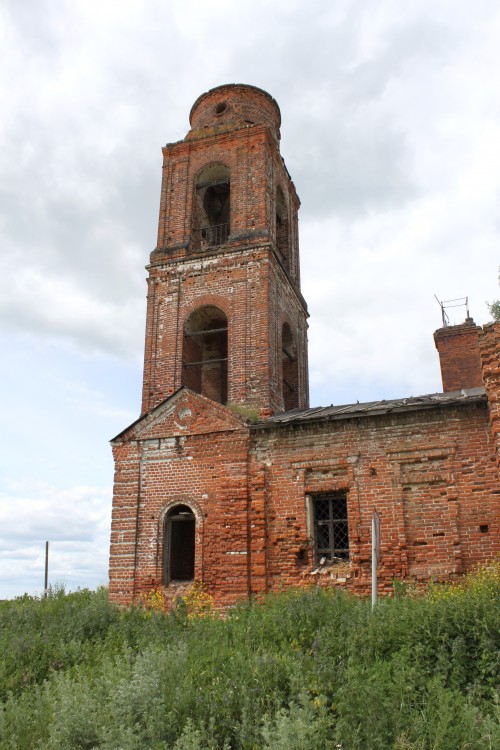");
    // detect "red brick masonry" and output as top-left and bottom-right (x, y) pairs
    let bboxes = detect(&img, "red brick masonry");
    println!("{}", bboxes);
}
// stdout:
(109, 85), (499, 609)
(434, 319), (483, 392)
